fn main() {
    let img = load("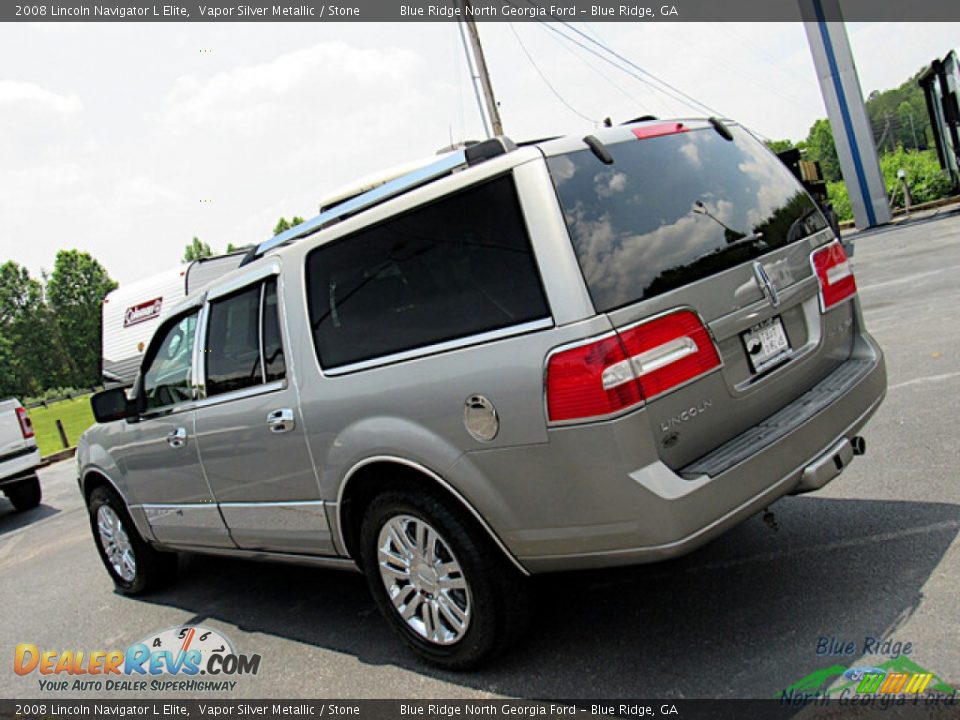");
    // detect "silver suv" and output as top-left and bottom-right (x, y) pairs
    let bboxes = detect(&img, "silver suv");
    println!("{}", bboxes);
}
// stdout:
(80, 119), (886, 668)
